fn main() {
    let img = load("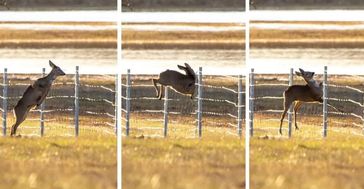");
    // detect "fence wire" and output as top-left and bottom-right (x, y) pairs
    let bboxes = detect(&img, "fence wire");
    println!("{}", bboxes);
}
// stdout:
(0, 70), (117, 137)
(251, 70), (364, 139)
(121, 71), (245, 138)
